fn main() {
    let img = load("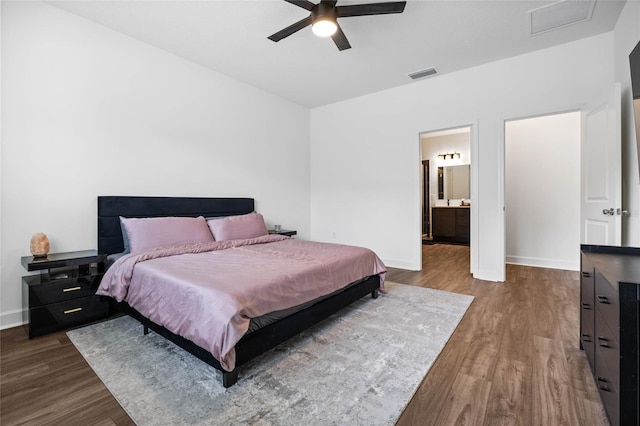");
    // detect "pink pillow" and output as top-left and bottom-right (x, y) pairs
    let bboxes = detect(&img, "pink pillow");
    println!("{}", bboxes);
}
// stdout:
(121, 216), (214, 253)
(207, 213), (268, 241)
